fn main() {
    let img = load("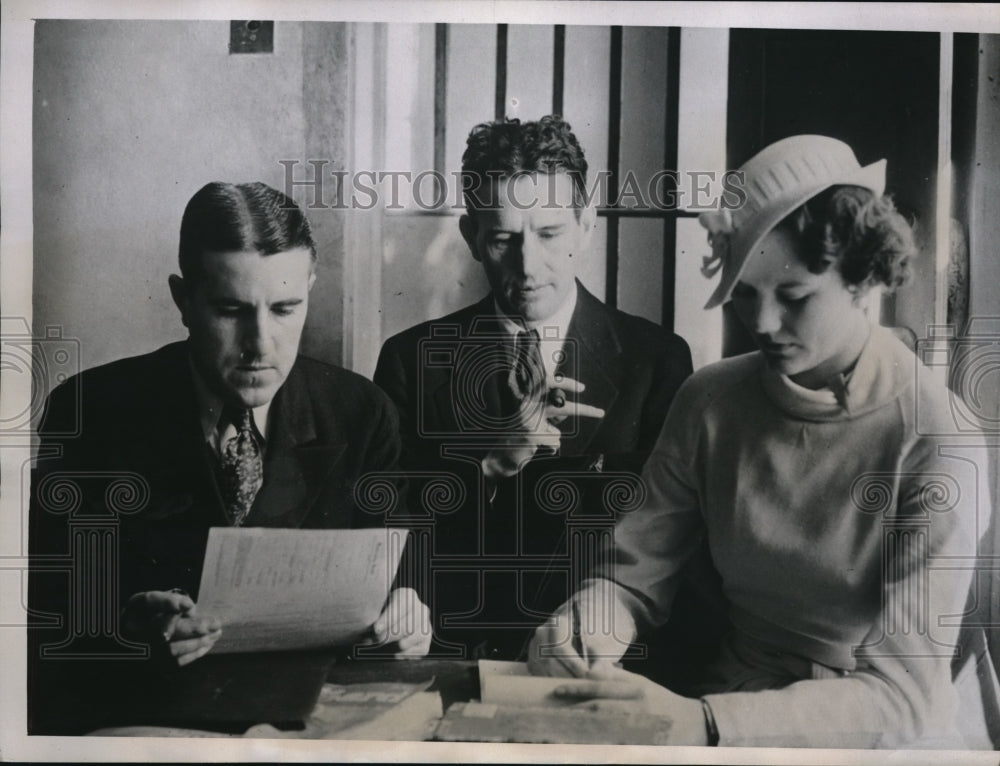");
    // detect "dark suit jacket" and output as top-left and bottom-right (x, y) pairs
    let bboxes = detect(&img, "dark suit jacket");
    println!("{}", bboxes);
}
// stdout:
(28, 340), (405, 732)
(374, 281), (694, 657)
